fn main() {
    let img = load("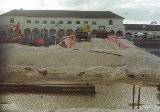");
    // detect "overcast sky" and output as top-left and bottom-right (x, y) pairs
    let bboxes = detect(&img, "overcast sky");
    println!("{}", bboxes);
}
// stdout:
(0, 0), (160, 24)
